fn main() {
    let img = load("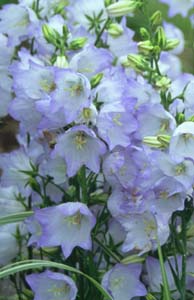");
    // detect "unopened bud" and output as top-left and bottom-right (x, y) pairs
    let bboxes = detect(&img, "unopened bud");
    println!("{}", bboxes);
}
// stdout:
(177, 113), (185, 124)
(90, 73), (103, 88)
(155, 26), (166, 49)
(140, 27), (150, 40)
(150, 10), (162, 26)
(164, 39), (180, 51)
(42, 24), (57, 44)
(54, 56), (69, 68)
(54, 0), (68, 14)
(107, 23), (124, 37)
(143, 136), (163, 148)
(104, 0), (113, 7)
(106, 0), (142, 17)
(127, 54), (150, 71)
(146, 293), (157, 300)
(155, 76), (171, 90)
(188, 115), (194, 122)
(138, 40), (154, 55)
(157, 134), (170, 147)
(69, 37), (87, 50)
